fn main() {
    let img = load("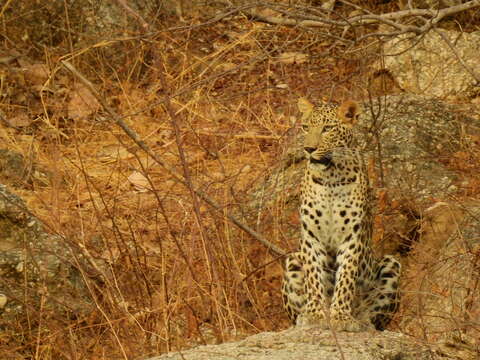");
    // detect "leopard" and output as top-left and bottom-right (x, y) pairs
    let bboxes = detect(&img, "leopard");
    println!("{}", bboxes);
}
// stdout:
(281, 98), (401, 332)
